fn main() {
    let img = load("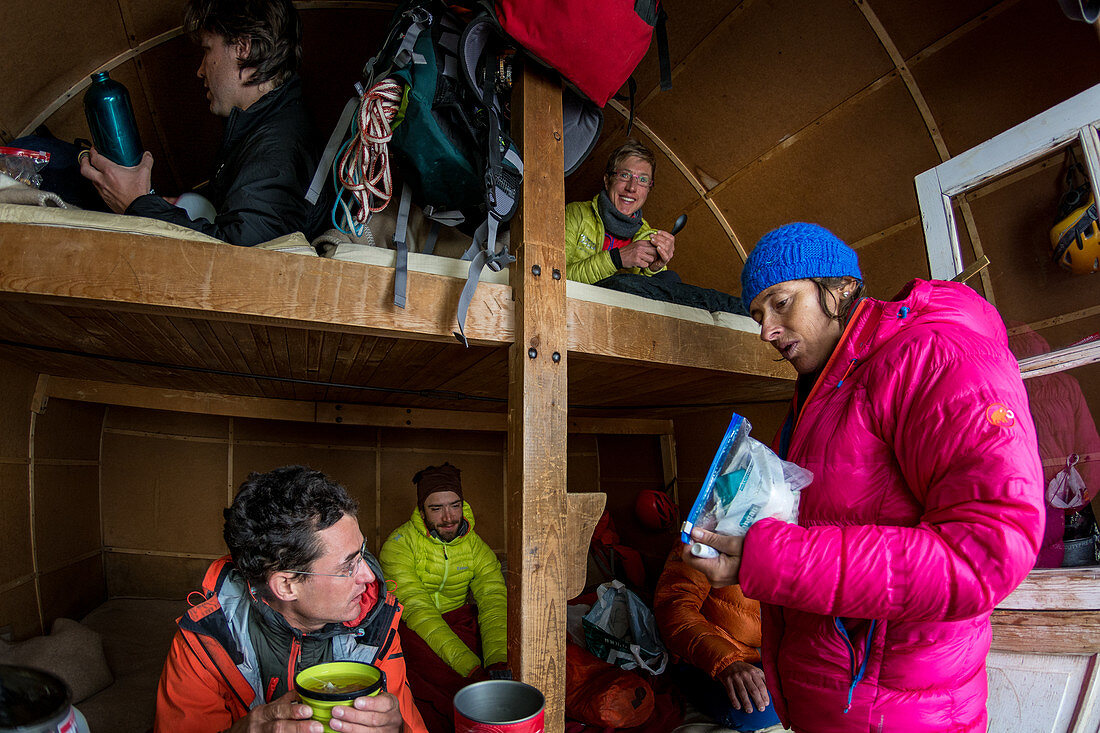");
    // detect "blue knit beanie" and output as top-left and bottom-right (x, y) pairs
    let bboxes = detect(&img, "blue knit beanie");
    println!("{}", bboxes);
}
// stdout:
(740, 223), (862, 309)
